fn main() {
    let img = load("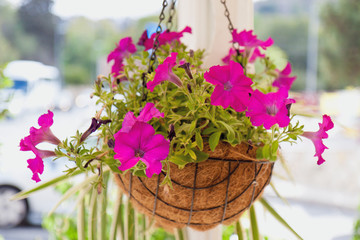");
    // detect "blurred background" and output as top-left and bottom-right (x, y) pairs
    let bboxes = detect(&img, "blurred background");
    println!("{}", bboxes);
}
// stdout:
(0, 0), (359, 239)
